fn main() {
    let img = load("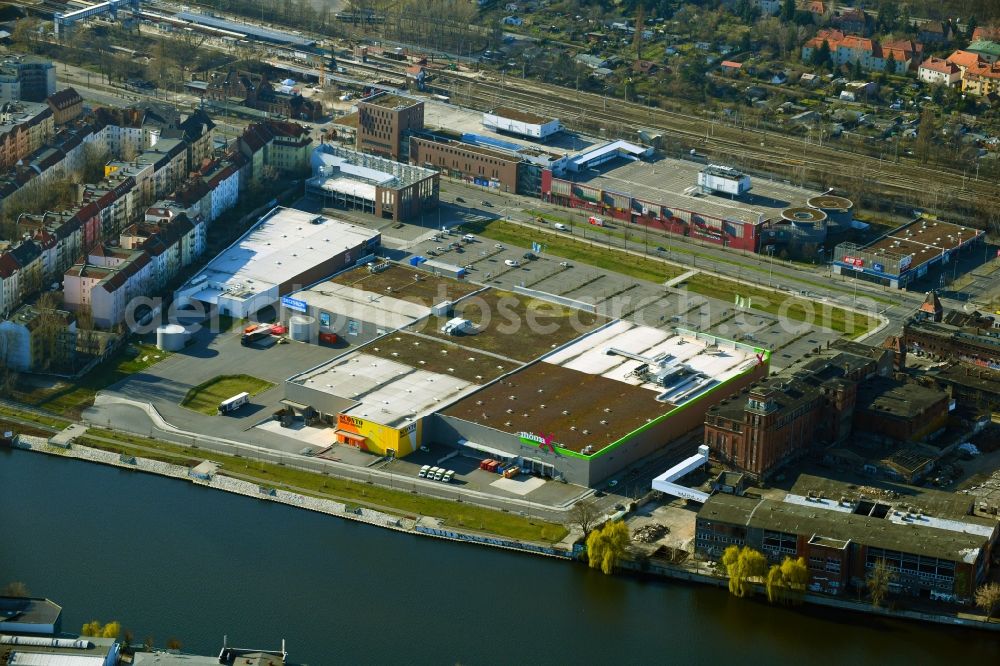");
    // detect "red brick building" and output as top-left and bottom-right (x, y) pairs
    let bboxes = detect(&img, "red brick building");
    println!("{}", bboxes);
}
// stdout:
(704, 340), (893, 479)
(356, 93), (424, 161)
